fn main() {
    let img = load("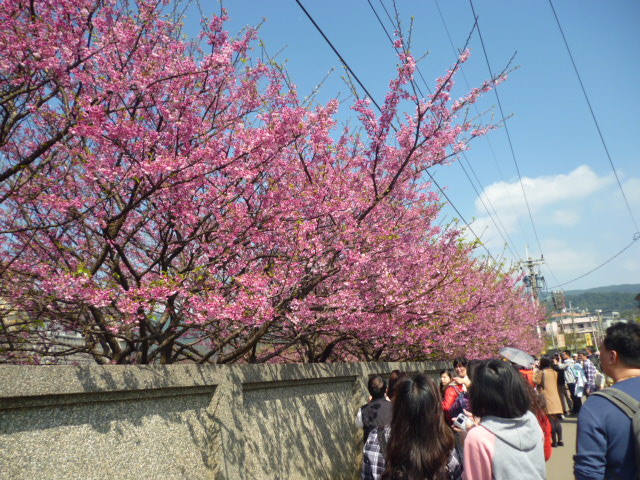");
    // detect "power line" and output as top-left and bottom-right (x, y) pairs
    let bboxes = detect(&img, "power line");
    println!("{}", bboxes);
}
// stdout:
(365, 0), (432, 98)
(467, 1), (566, 289)
(293, 0), (382, 112)
(458, 155), (519, 259)
(294, 0), (500, 264)
(425, 170), (500, 263)
(547, 0), (640, 236)
(432, 0), (529, 262)
(366, 0), (394, 45)
(370, 1), (514, 264)
(469, 0), (546, 259)
(434, 0), (532, 257)
(549, 234), (640, 289)
(364, 1), (504, 263)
